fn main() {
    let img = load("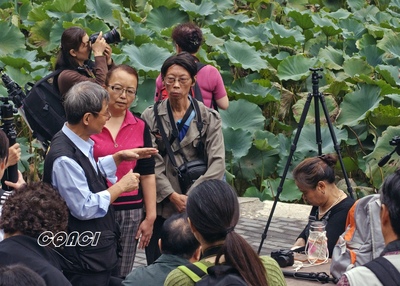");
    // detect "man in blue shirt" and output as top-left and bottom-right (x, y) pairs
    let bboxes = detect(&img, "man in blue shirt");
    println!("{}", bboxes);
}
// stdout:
(123, 213), (200, 286)
(43, 81), (157, 286)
